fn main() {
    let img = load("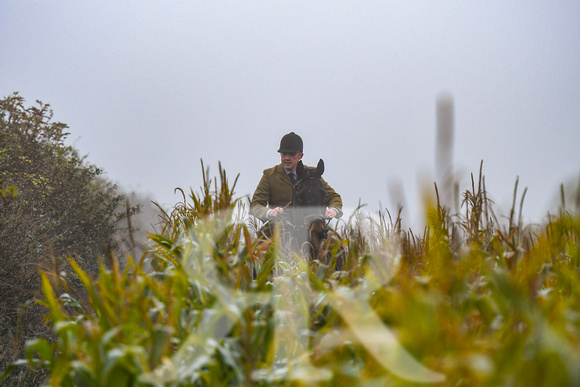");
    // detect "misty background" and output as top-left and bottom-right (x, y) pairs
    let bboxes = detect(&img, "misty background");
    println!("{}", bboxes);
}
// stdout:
(2, 1), (579, 229)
